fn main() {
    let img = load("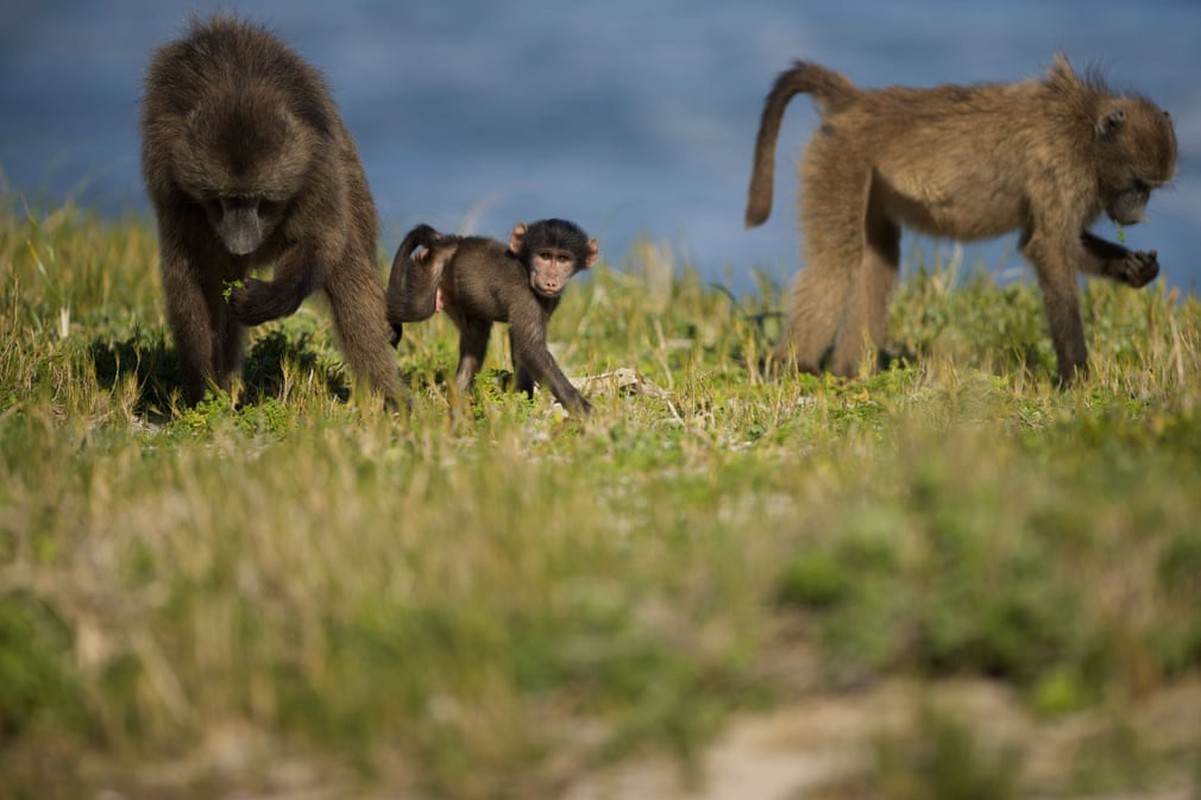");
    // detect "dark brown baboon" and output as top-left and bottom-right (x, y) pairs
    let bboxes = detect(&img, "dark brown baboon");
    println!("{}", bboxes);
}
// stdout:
(387, 219), (598, 415)
(746, 55), (1177, 383)
(140, 14), (402, 407)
